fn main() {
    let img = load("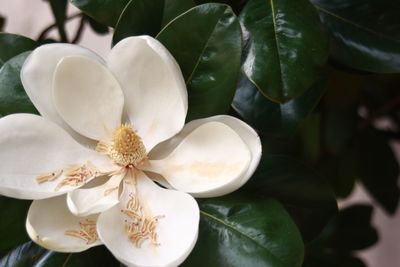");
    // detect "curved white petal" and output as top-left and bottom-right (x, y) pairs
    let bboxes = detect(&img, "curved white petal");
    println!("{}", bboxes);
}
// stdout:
(53, 56), (124, 141)
(0, 114), (116, 199)
(97, 171), (199, 267)
(21, 43), (105, 143)
(108, 36), (187, 151)
(26, 195), (102, 252)
(67, 171), (125, 217)
(146, 116), (262, 197)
